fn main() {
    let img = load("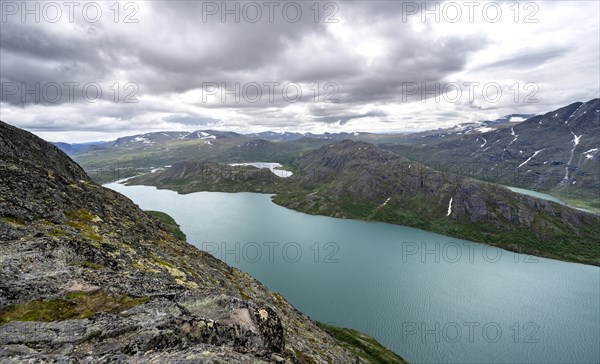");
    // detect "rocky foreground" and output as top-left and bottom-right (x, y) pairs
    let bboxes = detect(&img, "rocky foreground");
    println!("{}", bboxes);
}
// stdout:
(0, 121), (405, 363)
